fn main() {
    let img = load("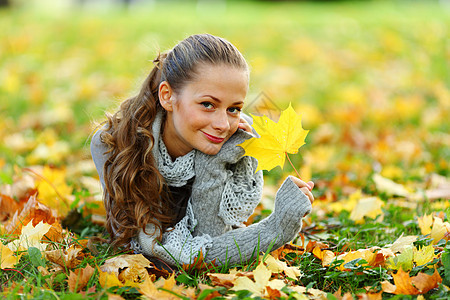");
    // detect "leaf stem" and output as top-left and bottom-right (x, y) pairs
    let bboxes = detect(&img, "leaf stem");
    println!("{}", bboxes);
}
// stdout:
(285, 152), (301, 180)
